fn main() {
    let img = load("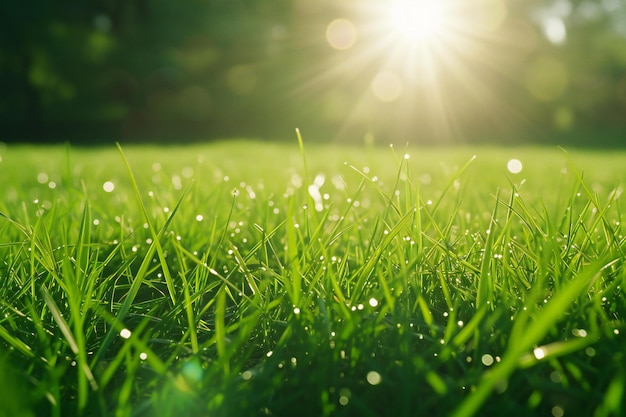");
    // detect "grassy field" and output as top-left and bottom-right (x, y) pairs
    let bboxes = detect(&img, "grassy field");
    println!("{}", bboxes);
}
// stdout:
(0, 138), (625, 417)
